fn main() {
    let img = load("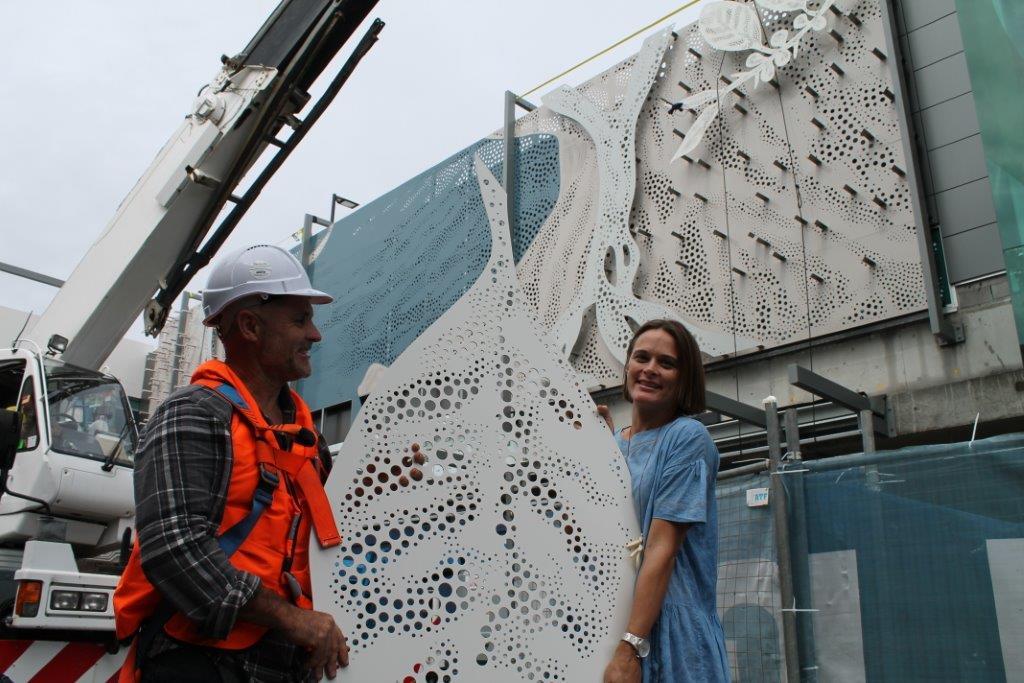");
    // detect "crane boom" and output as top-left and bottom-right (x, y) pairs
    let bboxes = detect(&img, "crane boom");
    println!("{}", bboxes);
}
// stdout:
(24, 0), (380, 370)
